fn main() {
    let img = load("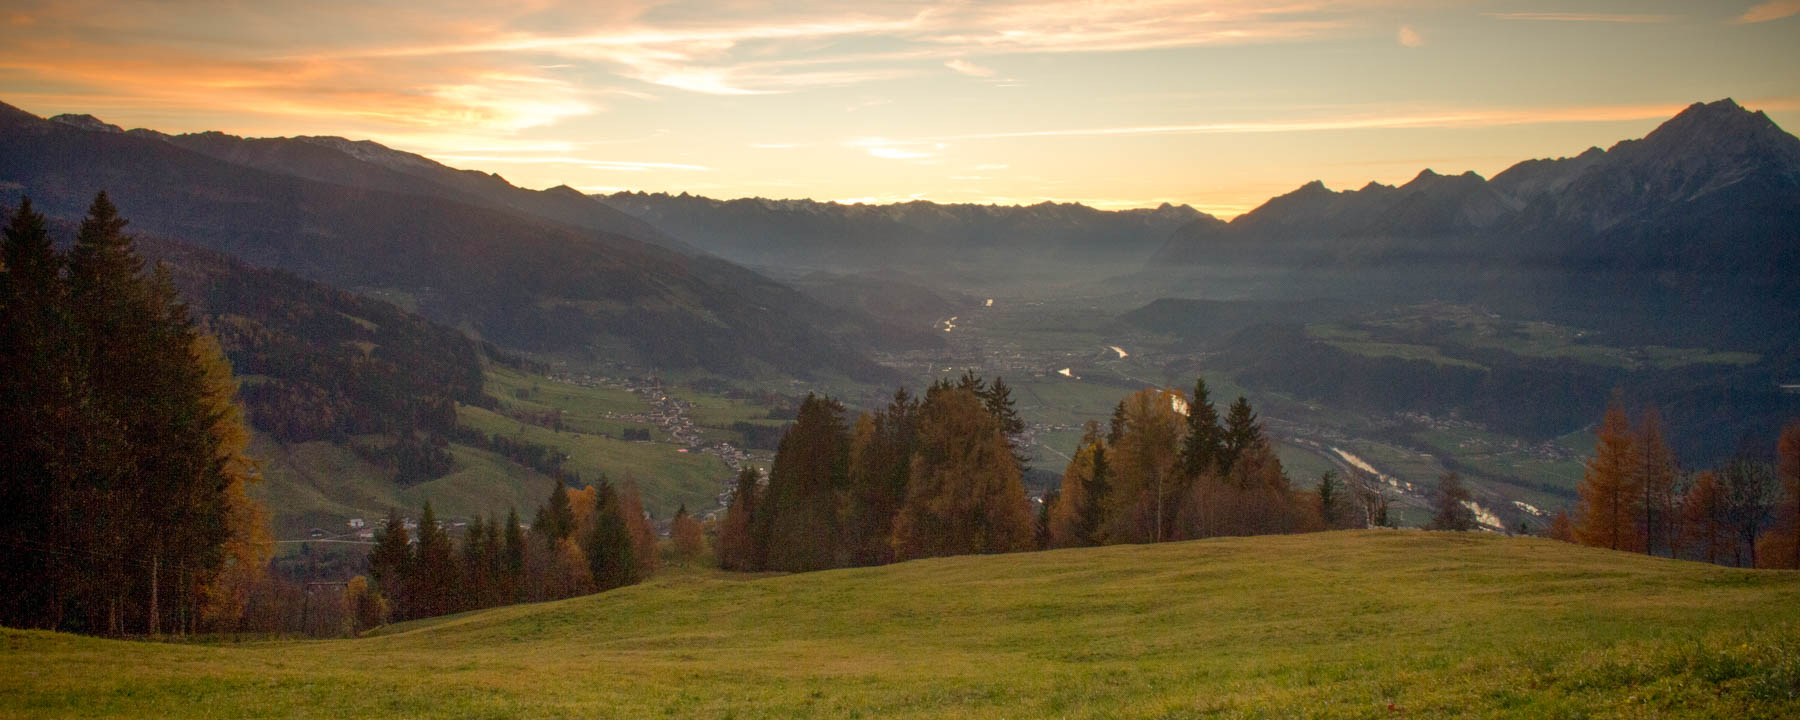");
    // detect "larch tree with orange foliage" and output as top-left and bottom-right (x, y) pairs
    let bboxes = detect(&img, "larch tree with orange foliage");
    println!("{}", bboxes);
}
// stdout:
(891, 385), (1034, 560)
(1635, 408), (1679, 557)
(1682, 471), (1733, 565)
(1760, 422), (1800, 569)
(1575, 402), (1641, 552)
